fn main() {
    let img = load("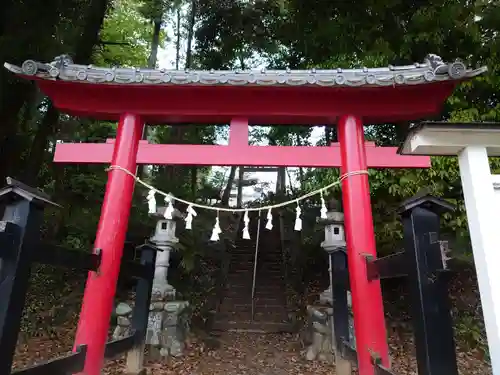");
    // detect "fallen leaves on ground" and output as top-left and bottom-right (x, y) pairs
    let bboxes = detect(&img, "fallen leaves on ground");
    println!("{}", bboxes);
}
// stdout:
(12, 322), (492, 375)
(104, 332), (334, 375)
